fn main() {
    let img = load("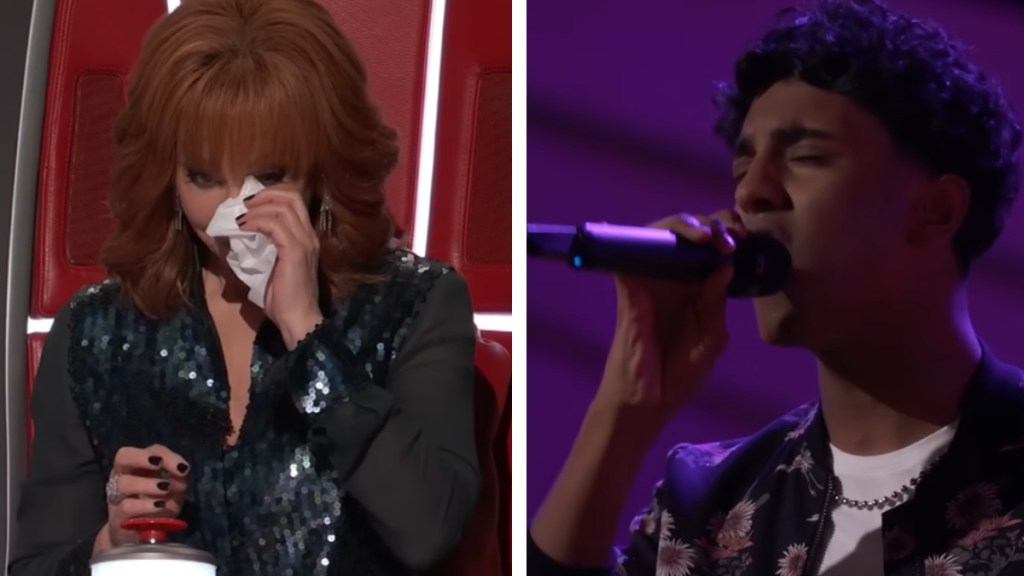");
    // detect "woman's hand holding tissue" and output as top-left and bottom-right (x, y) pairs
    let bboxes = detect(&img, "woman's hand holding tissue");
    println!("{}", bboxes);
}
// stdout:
(236, 188), (324, 349)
